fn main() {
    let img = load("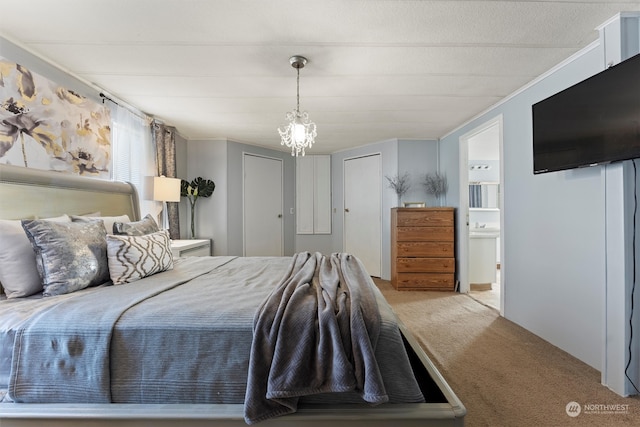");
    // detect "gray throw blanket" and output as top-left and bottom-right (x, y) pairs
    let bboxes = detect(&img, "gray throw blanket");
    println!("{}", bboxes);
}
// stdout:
(244, 252), (388, 424)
